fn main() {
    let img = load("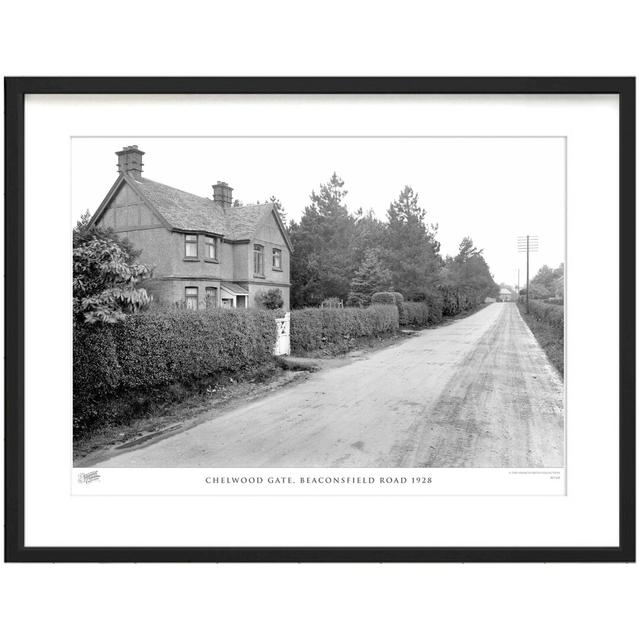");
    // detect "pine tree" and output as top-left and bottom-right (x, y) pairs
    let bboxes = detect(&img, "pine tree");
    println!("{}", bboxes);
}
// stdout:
(383, 186), (442, 300)
(350, 208), (386, 267)
(269, 195), (287, 226)
(348, 249), (392, 306)
(75, 208), (92, 232)
(289, 173), (356, 306)
(442, 237), (498, 309)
